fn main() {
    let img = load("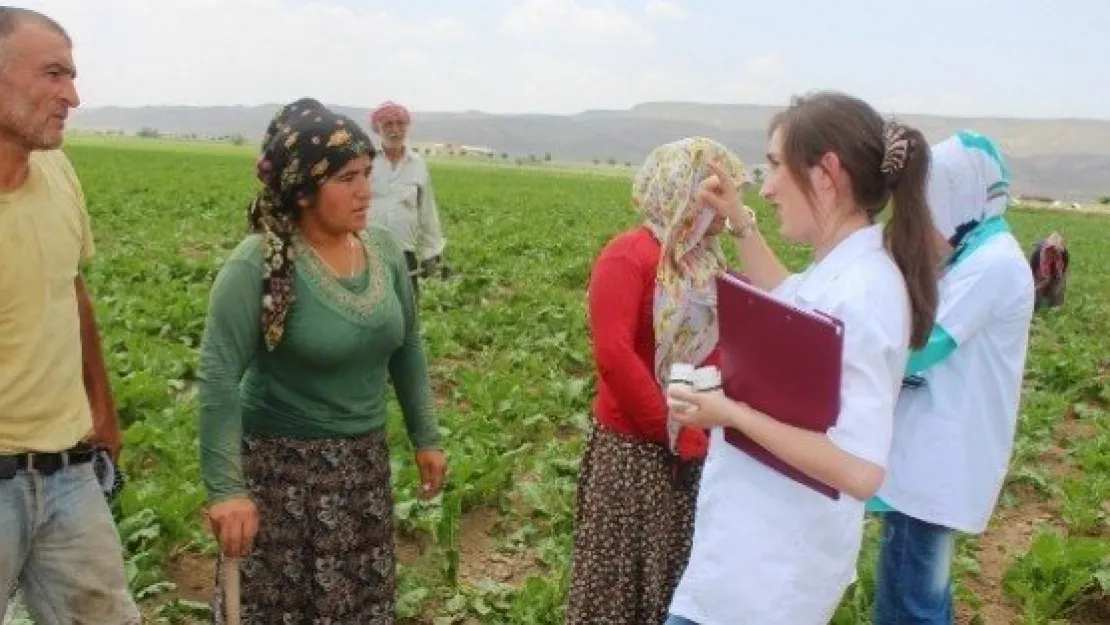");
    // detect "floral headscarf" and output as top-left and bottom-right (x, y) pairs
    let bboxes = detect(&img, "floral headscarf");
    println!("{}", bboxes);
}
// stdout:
(632, 137), (747, 452)
(248, 97), (375, 350)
